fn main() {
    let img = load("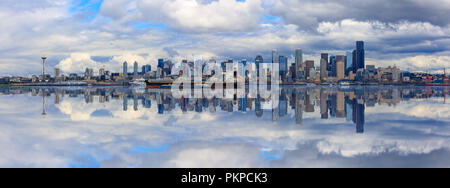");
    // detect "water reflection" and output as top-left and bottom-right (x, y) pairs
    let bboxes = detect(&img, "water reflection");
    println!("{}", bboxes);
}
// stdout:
(6, 86), (447, 134)
(0, 86), (449, 167)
